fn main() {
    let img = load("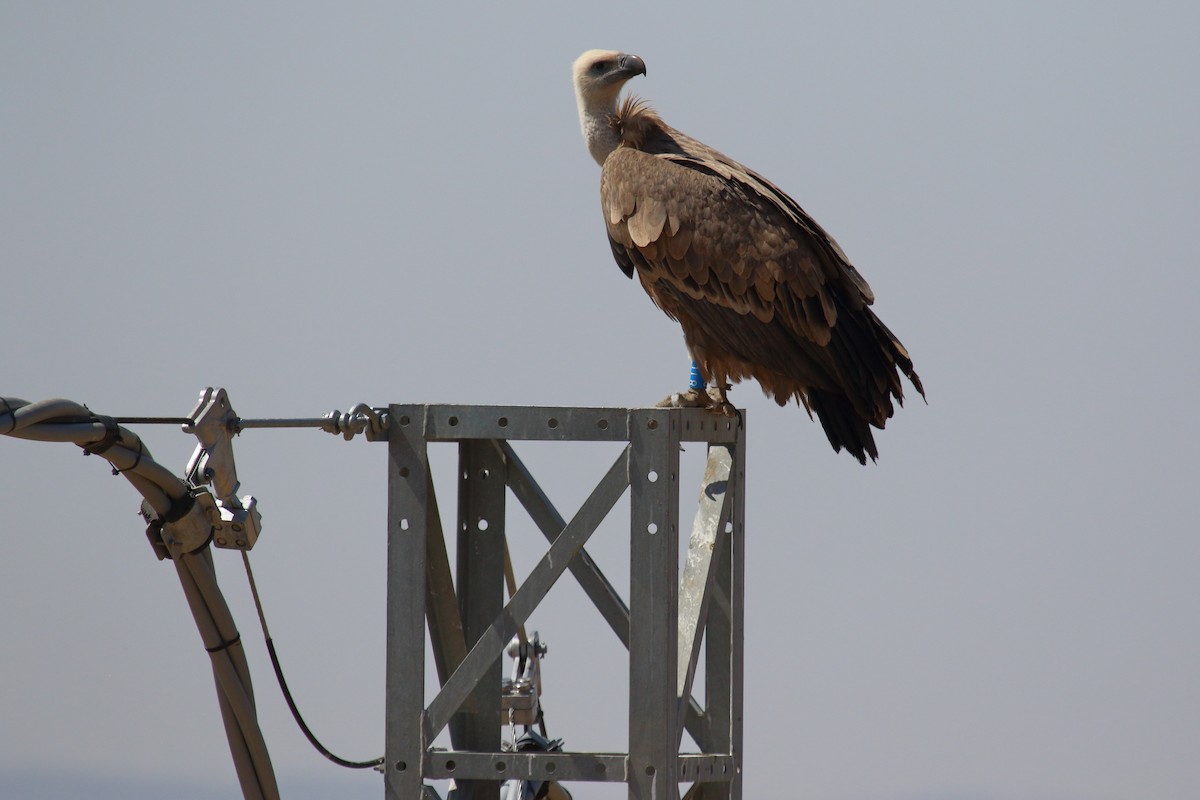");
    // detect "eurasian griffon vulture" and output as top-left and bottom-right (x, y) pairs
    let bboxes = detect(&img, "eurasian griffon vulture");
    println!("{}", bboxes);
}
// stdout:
(573, 49), (924, 463)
